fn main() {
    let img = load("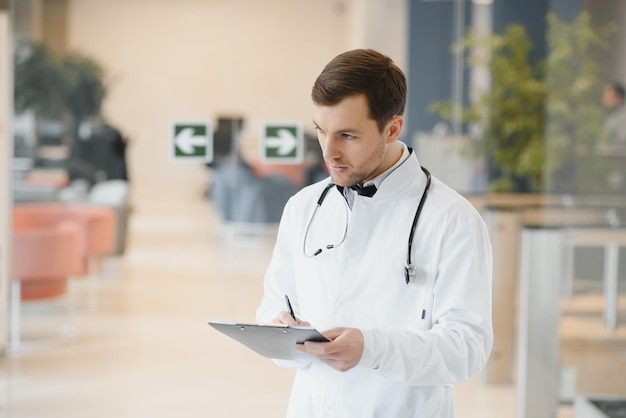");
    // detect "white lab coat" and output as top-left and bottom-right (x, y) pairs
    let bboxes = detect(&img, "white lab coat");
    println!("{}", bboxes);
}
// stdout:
(256, 151), (493, 418)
